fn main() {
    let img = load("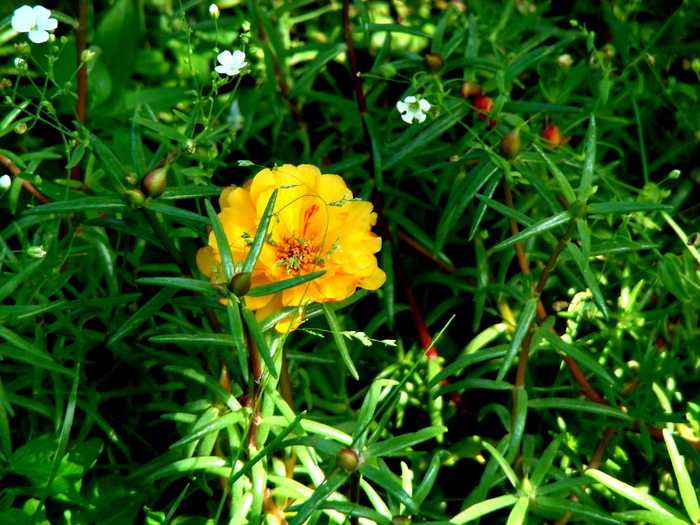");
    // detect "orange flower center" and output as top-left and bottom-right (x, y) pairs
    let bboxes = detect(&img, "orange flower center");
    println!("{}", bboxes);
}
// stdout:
(276, 236), (321, 274)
